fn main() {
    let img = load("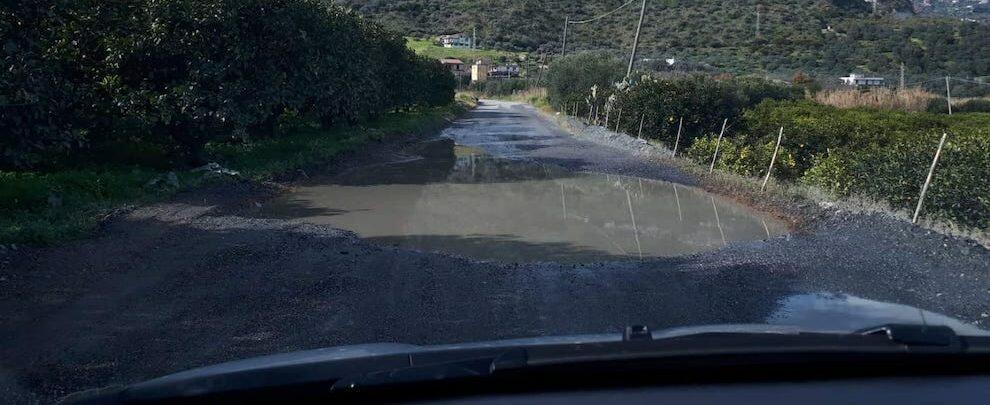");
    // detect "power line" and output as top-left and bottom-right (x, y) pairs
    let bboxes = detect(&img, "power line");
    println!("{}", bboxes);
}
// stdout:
(569, 0), (637, 24)
(901, 78), (944, 87)
(950, 77), (990, 86)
